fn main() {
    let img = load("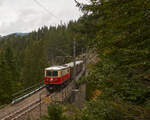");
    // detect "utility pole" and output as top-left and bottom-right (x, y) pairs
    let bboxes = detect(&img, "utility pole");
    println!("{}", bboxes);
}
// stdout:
(73, 38), (76, 81)
(85, 47), (88, 76)
(60, 20), (63, 25)
(85, 33), (88, 77)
